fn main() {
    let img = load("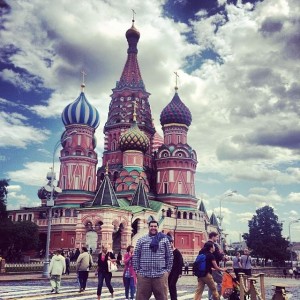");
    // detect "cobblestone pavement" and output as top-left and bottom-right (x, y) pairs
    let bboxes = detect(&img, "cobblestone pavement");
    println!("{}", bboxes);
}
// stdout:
(0, 273), (299, 299)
